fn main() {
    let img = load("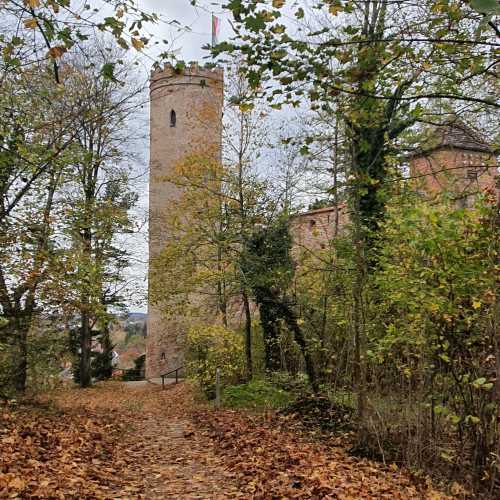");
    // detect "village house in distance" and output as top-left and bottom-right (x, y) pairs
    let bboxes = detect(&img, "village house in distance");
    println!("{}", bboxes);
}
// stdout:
(146, 63), (498, 379)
